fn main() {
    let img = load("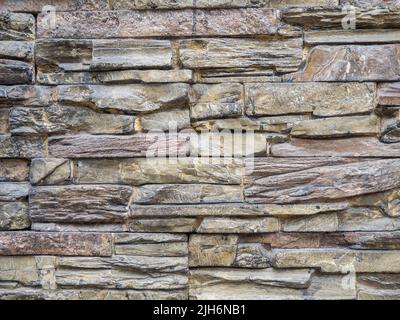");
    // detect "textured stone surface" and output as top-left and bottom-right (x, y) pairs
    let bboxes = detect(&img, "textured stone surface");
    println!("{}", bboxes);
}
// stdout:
(10, 106), (135, 135)
(245, 158), (400, 203)
(0, 232), (112, 256)
(272, 138), (400, 157)
(0, 135), (46, 158)
(246, 83), (376, 117)
(74, 158), (243, 185)
(0, 12), (34, 40)
(37, 9), (281, 38)
(0, 202), (30, 231)
(2, 1), (400, 301)
(291, 45), (400, 82)
(180, 38), (303, 74)
(190, 84), (243, 121)
(29, 185), (133, 223)
(56, 84), (190, 114)
(0, 159), (29, 182)
(49, 134), (189, 158)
